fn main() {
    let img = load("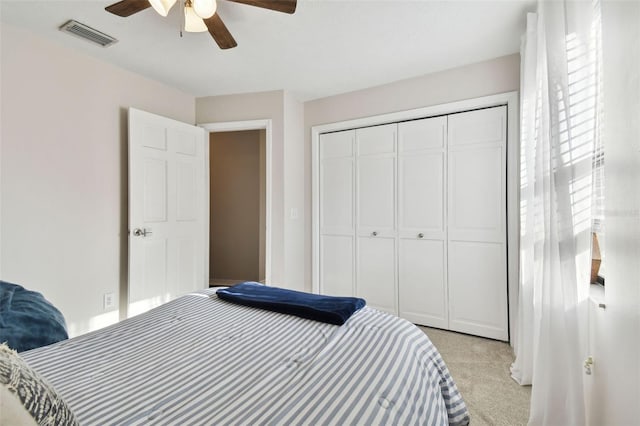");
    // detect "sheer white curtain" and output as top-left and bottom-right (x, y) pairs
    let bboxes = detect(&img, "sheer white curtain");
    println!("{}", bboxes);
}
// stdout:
(511, 1), (602, 425)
